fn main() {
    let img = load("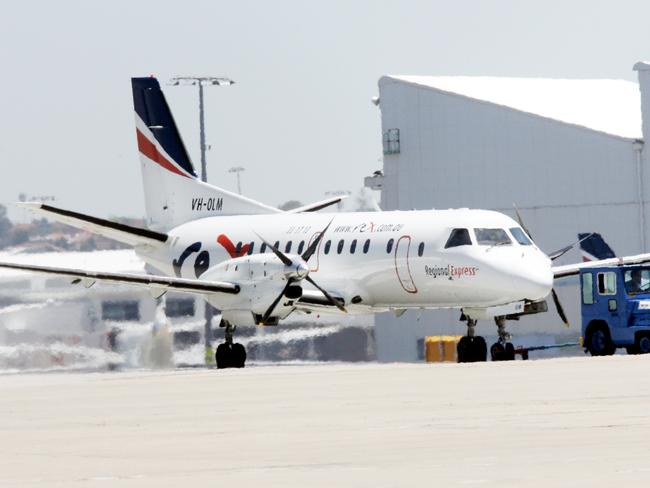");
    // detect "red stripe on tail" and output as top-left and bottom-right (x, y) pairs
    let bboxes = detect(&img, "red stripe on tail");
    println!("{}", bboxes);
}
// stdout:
(137, 129), (191, 178)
